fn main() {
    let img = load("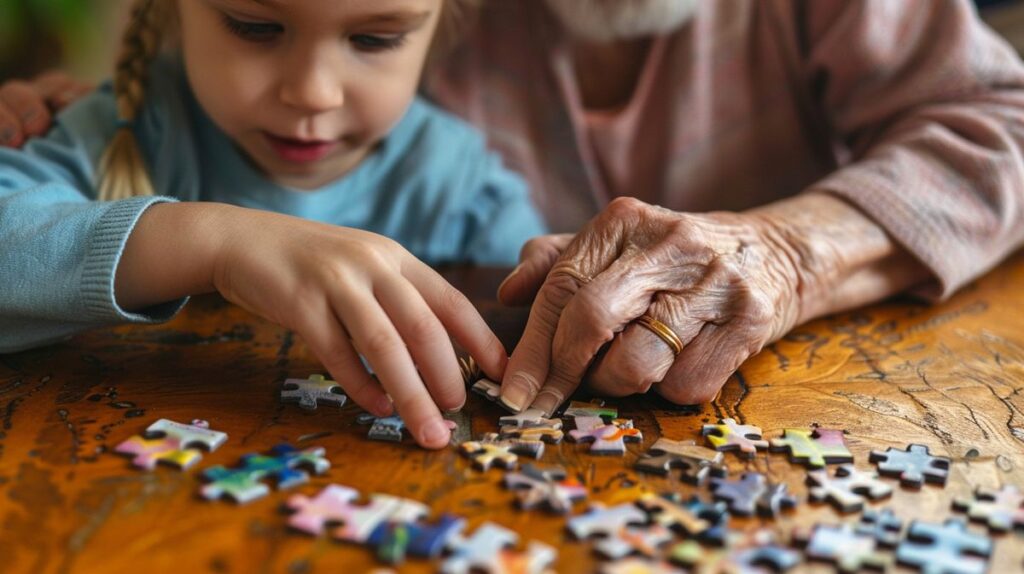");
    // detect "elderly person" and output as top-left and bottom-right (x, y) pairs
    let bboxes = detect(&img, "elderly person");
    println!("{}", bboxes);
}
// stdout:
(4, 0), (1024, 419)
